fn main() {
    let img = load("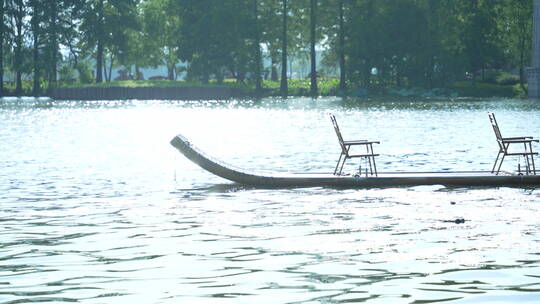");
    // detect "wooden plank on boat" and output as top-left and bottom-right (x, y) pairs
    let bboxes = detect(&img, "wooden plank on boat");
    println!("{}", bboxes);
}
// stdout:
(170, 134), (540, 188)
